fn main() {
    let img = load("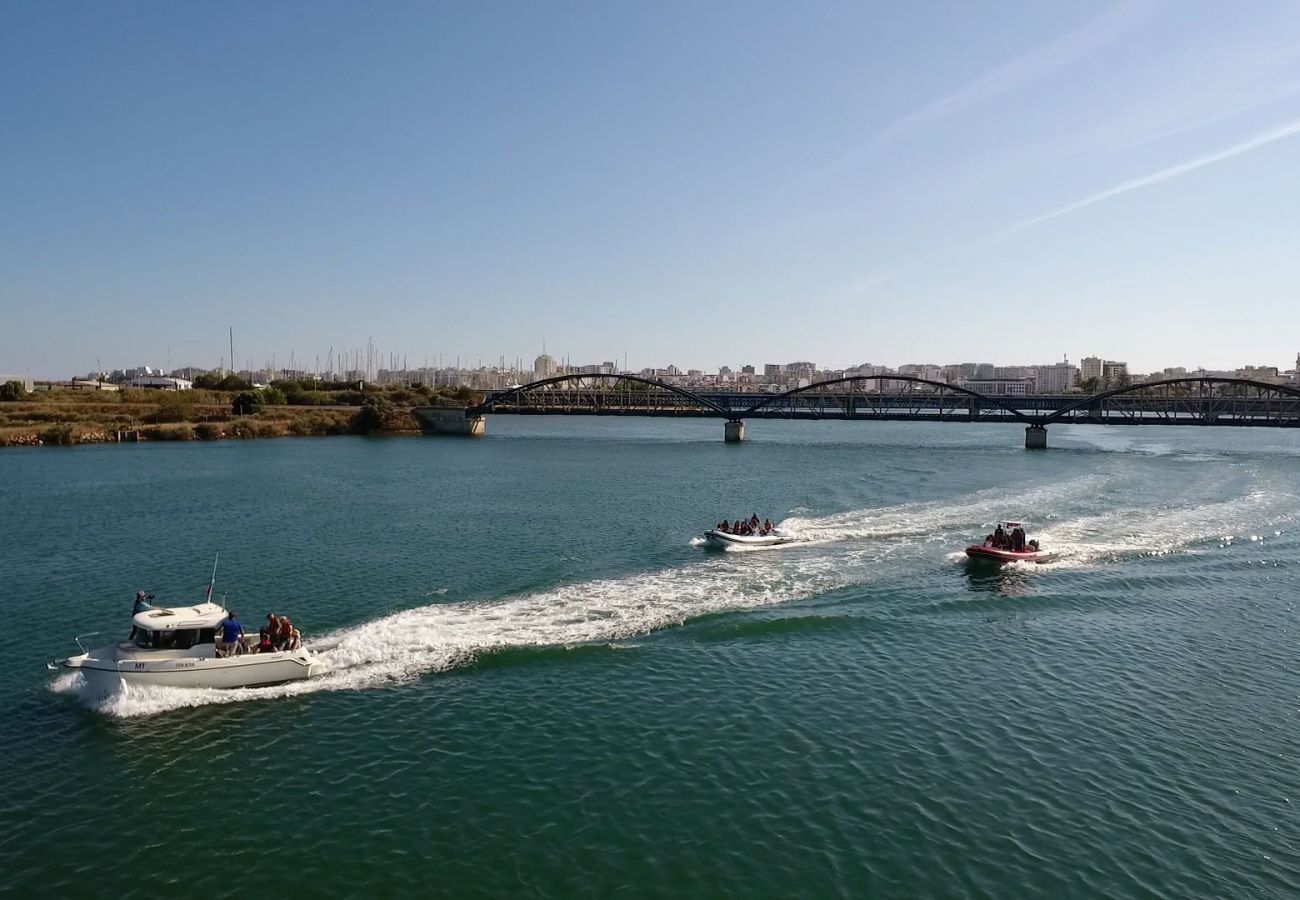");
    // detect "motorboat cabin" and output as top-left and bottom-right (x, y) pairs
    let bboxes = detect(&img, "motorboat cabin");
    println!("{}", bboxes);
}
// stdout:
(60, 601), (325, 691)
